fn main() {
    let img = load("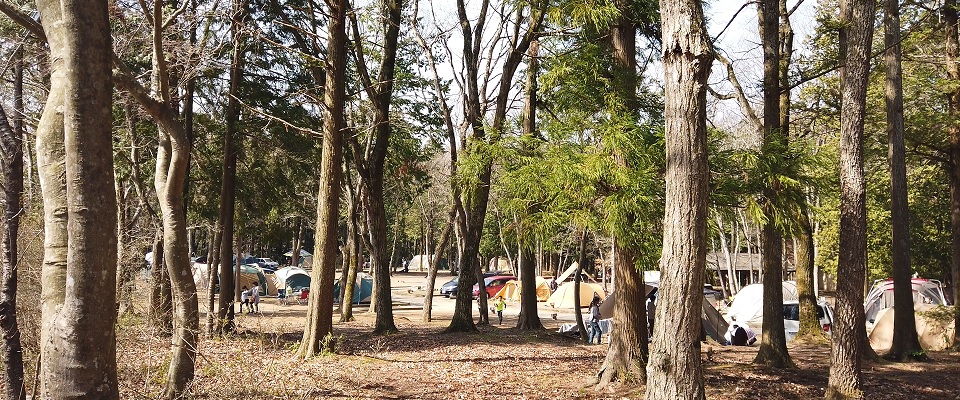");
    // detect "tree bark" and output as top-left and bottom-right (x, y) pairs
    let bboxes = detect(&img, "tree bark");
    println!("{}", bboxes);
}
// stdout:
(0, 102), (26, 399)
(299, 0), (347, 357)
(150, 232), (173, 335)
(884, 0), (924, 361)
(826, 0), (875, 396)
(794, 211), (825, 341)
(644, 0), (712, 396)
(597, 243), (647, 387)
(36, 0), (119, 395)
(340, 177), (359, 322)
